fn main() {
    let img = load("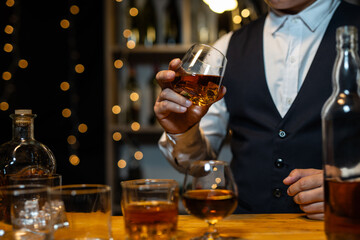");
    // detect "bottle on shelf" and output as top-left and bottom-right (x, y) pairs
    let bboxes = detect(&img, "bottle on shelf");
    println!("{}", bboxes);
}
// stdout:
(164, 0), (181, 44)
(321, 25), (360, 239)
(0, 109), (57, 186)
(142, 0), (157, 46)
(127, 0), (157, 46)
